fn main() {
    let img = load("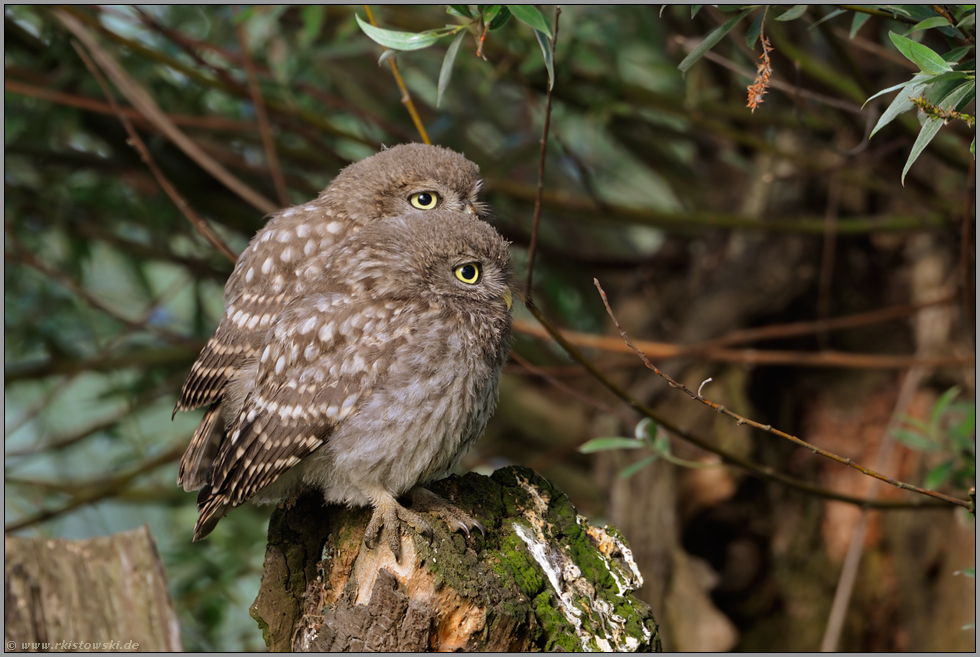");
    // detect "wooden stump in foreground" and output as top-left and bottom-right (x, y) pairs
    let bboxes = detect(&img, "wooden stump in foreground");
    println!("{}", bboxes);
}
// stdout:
(250, 466), (660, 652)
